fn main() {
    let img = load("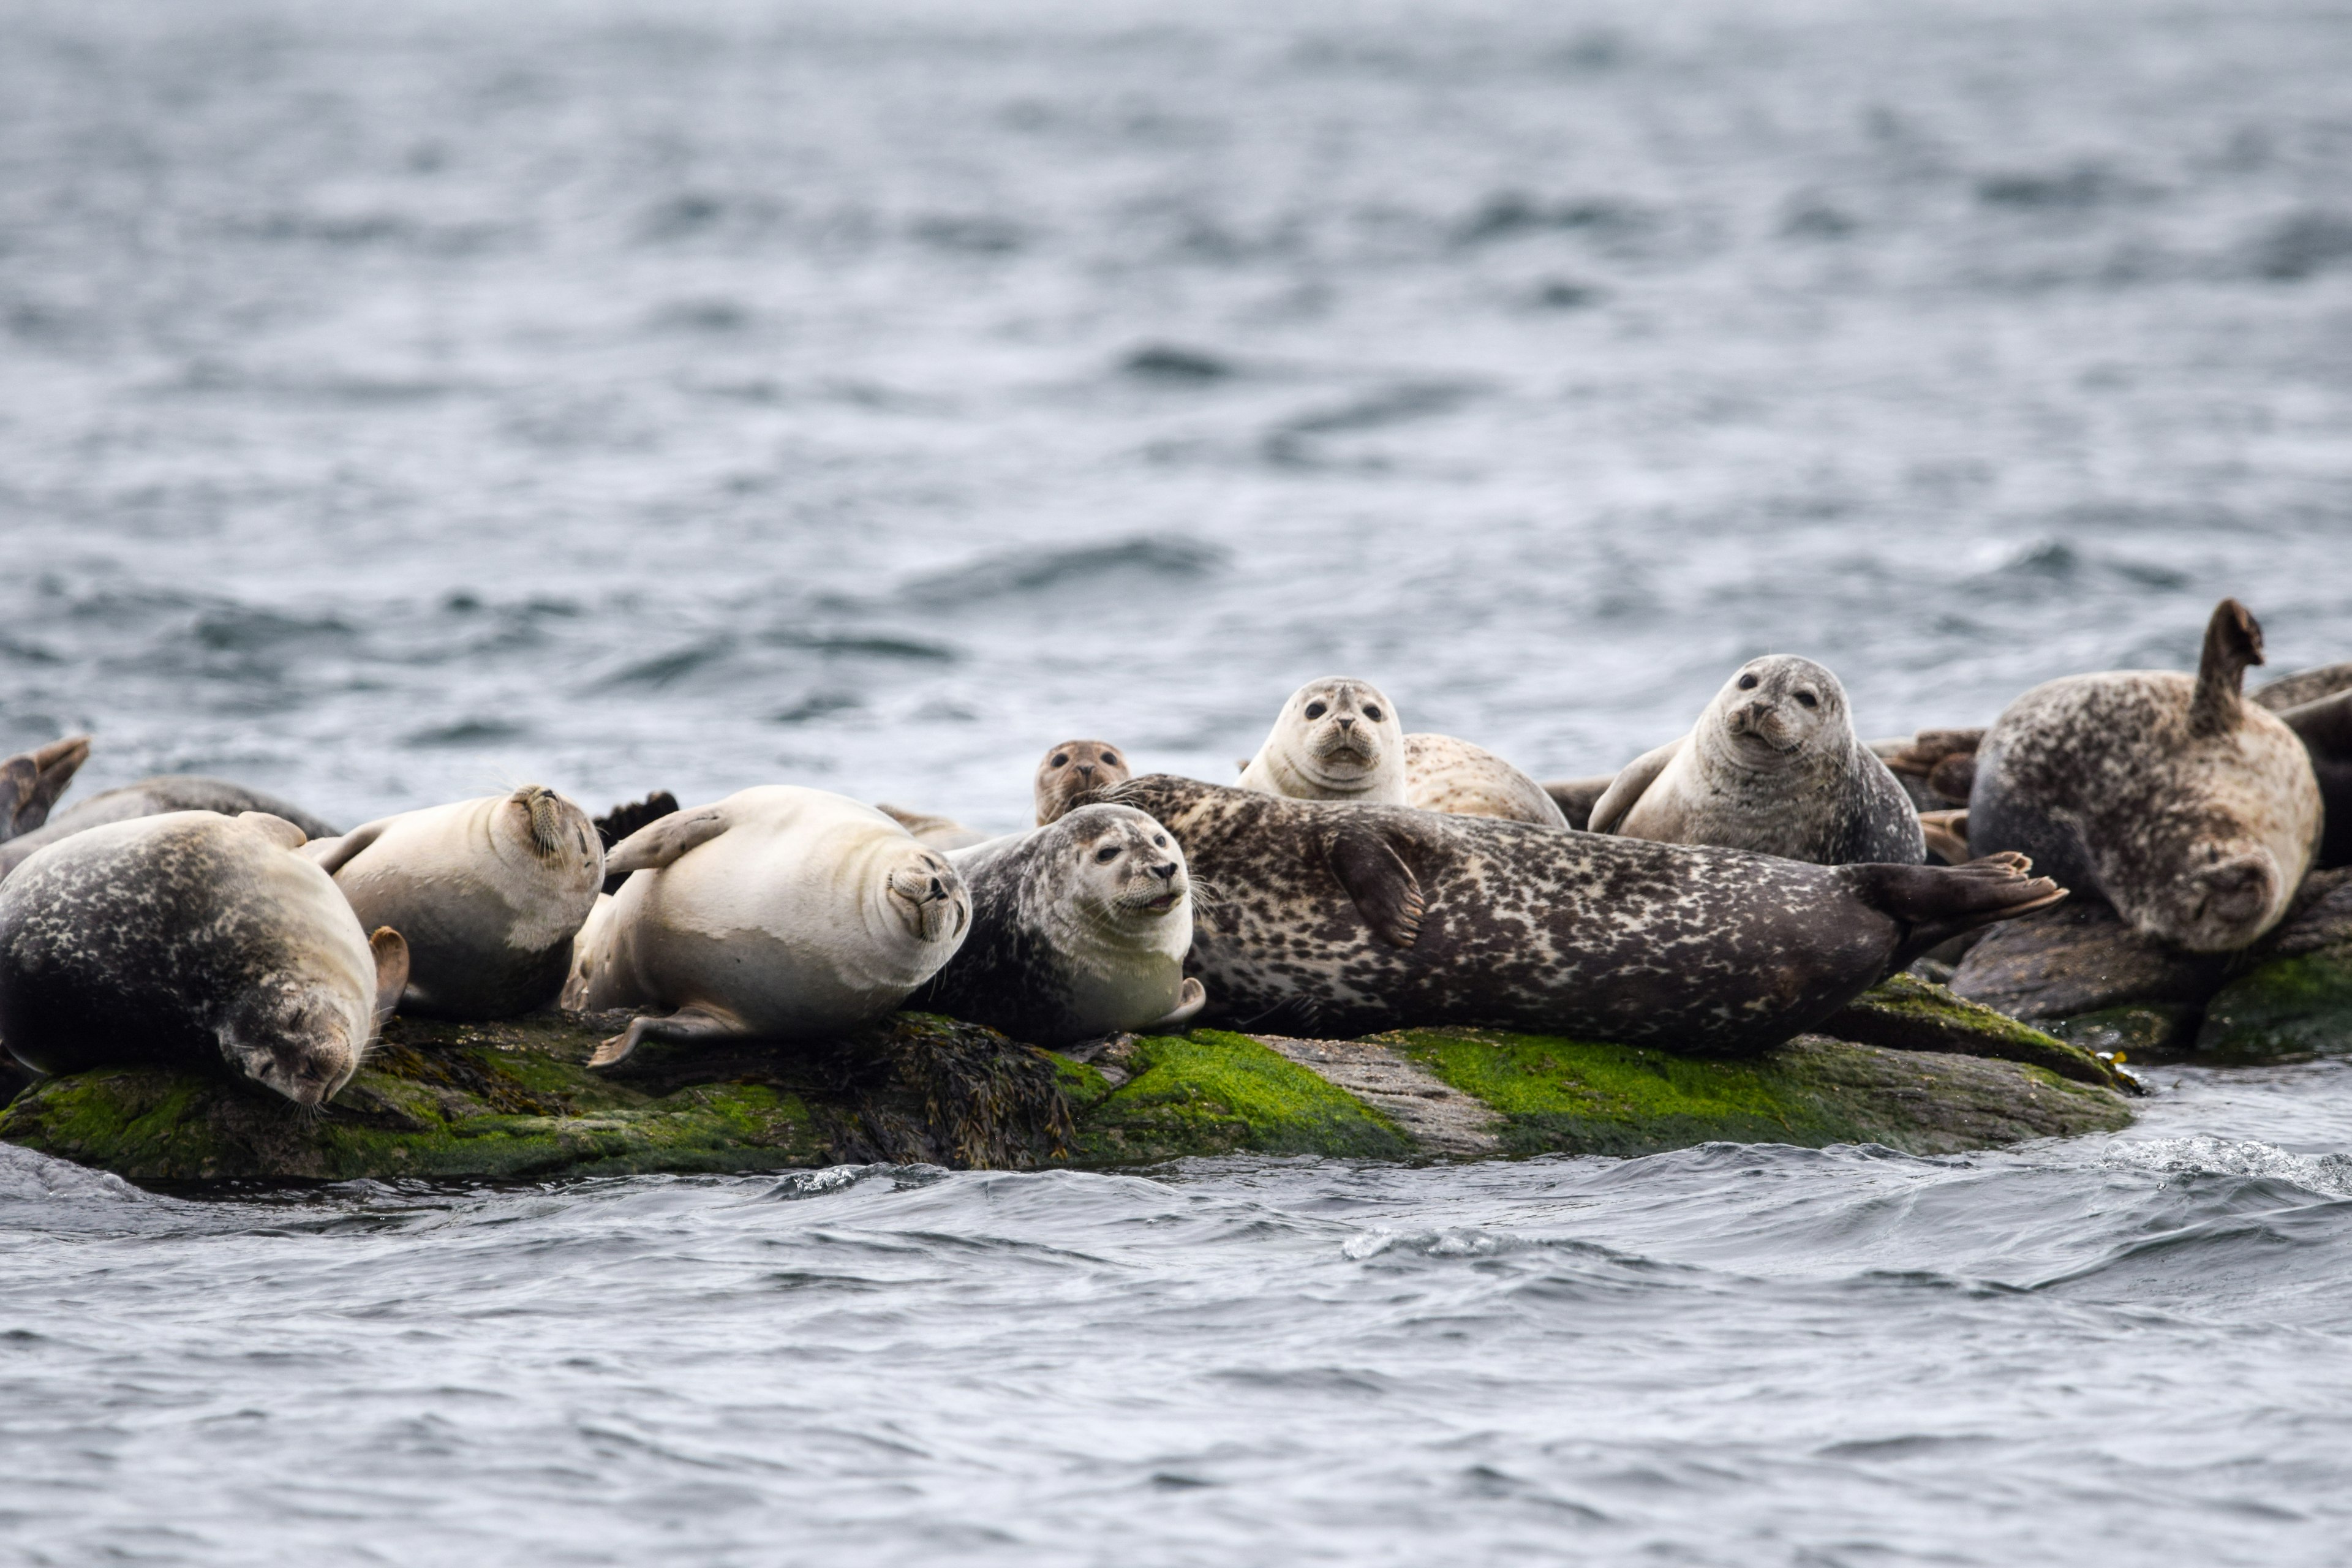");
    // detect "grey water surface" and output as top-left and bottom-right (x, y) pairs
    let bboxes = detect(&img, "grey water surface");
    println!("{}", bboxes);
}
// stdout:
(1, 0), (2350, 1561)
